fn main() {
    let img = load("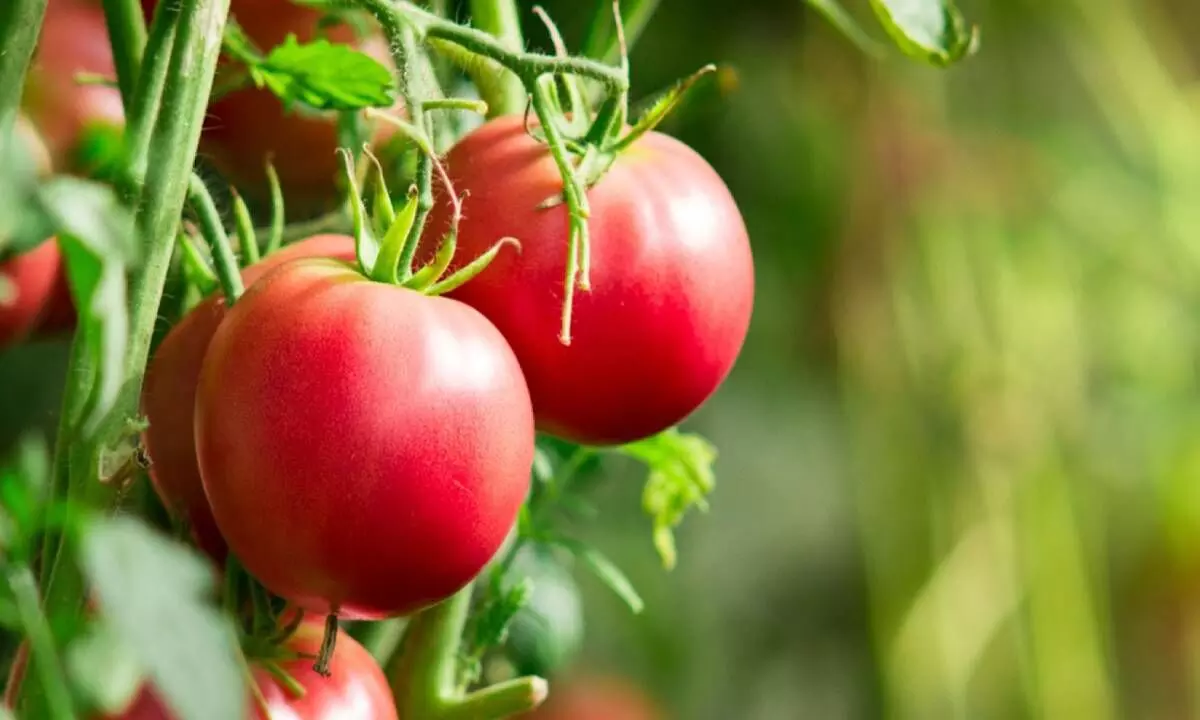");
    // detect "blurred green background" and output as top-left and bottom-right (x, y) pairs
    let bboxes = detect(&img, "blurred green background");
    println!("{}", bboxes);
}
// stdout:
(8, 0), (1200, 717)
